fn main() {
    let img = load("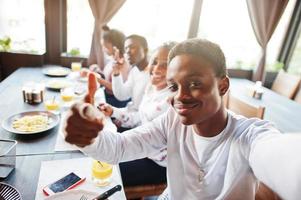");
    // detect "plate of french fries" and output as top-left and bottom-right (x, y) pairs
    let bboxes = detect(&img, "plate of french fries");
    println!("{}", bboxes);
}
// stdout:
(1, 111), (60, 134)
